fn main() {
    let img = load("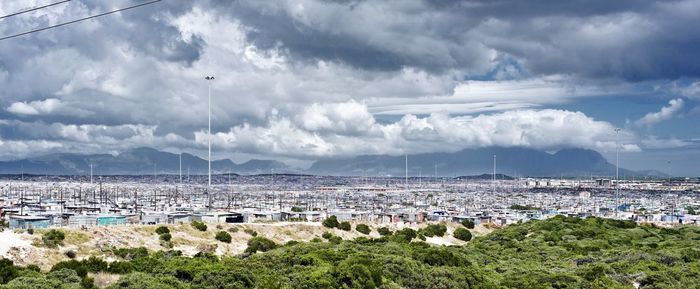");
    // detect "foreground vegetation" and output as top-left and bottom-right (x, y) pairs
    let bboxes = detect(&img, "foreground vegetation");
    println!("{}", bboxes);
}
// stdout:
(2, 216), (700, 288)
